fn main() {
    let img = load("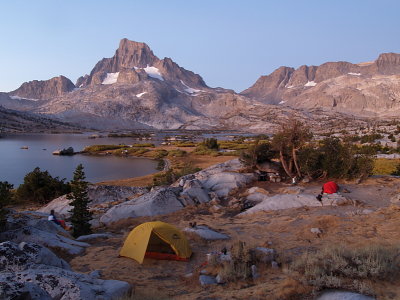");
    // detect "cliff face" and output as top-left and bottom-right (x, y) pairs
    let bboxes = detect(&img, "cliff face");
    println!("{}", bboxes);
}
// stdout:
(10, 76), (75, 100)
(76, 38), (206, 88)
(241, 53), (400, 115)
